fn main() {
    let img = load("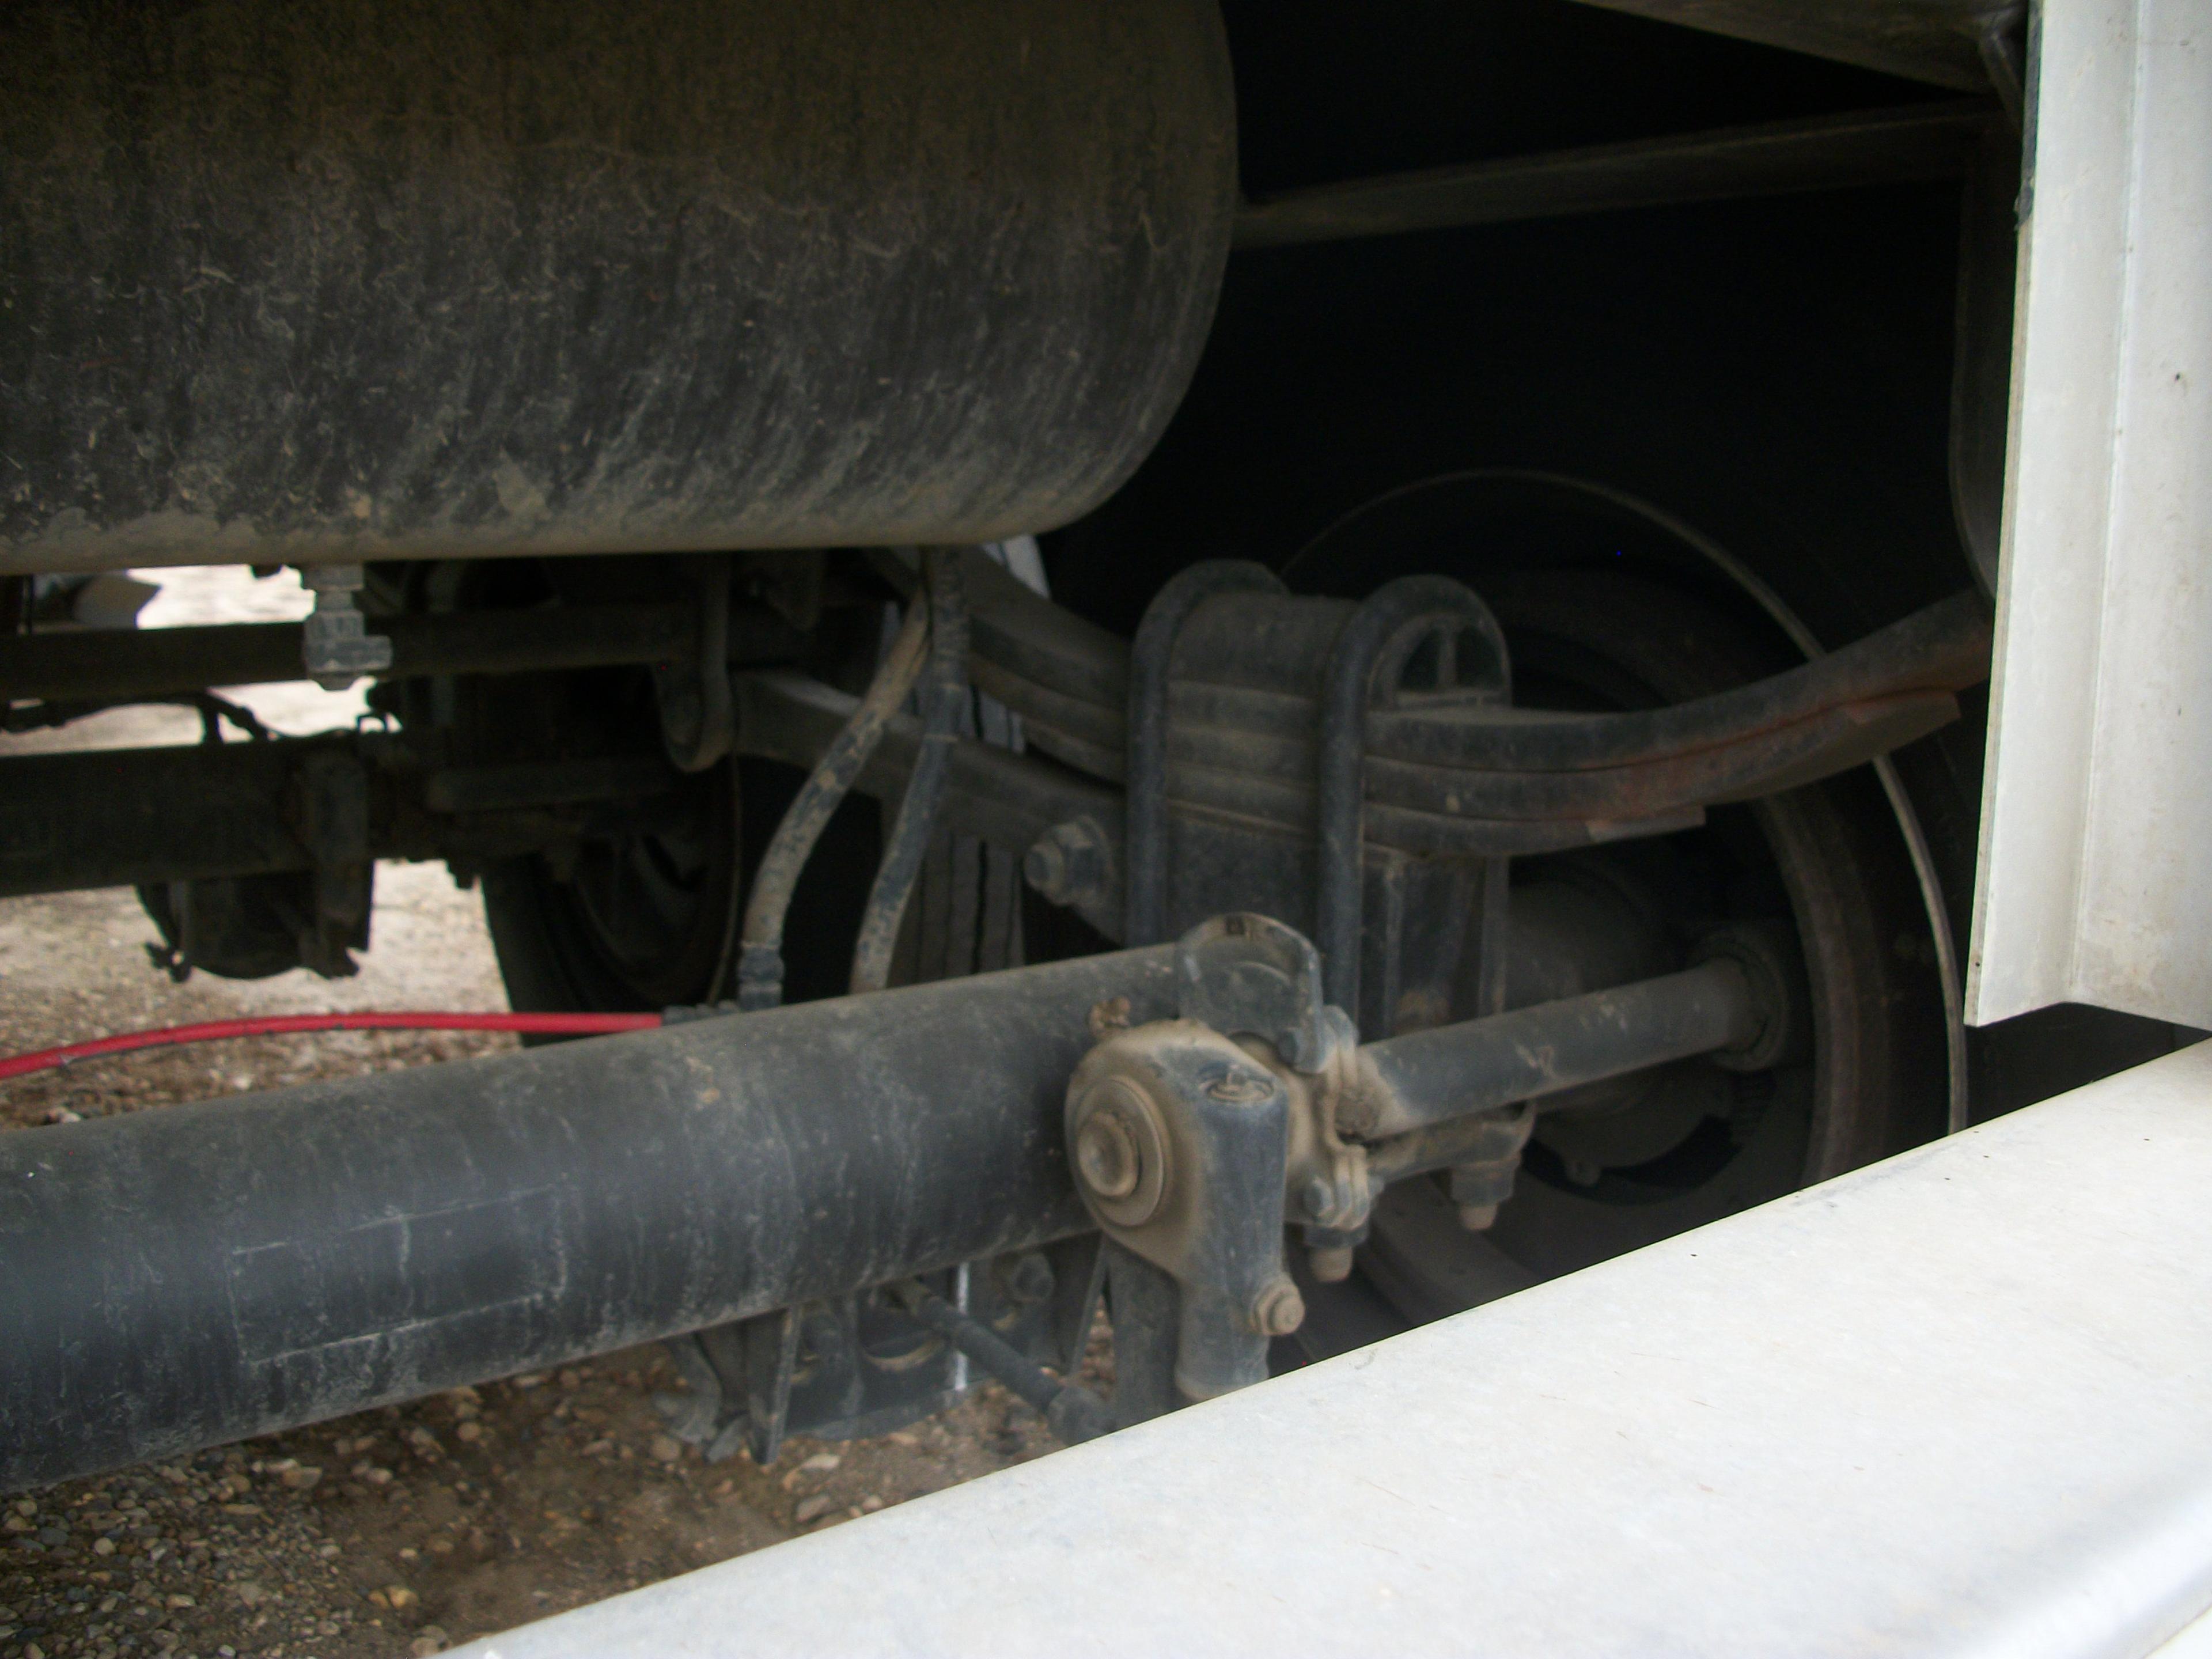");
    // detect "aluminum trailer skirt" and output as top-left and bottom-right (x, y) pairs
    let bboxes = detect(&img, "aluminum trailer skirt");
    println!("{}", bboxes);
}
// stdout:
(457, 1043), (2212, 1658)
